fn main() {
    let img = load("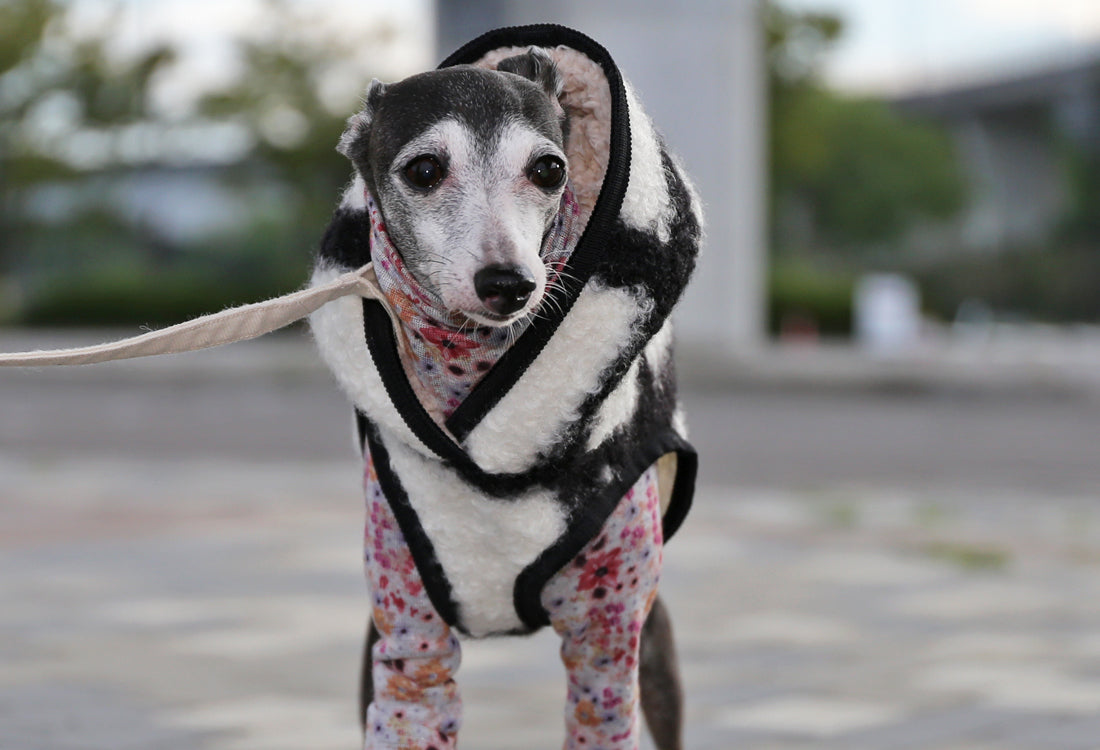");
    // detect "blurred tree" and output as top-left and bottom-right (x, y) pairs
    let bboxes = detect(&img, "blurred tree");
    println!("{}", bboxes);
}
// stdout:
(0, 0), (177, 274)
(195, 1), (396, 260)
(0, 0), (64, 272)
(0, 0), (396, 324)
(1061, 148), (1100, 243)
(766, 3), (967, 252)
(0, 0), (52, 76)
